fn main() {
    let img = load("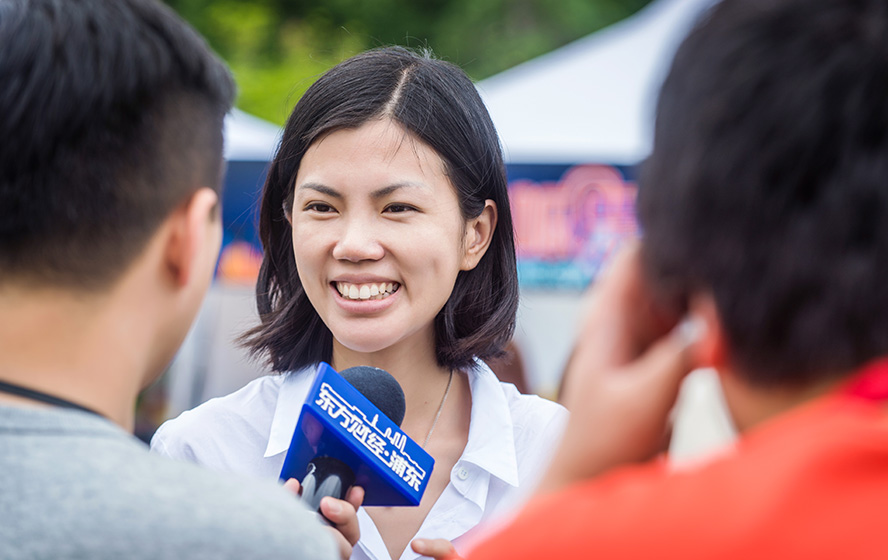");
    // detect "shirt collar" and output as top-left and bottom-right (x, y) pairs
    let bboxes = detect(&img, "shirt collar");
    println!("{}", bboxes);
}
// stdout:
(262, 361), (522, 489)
(459, 359), (521, 488)
(264, 366), (317, 458)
